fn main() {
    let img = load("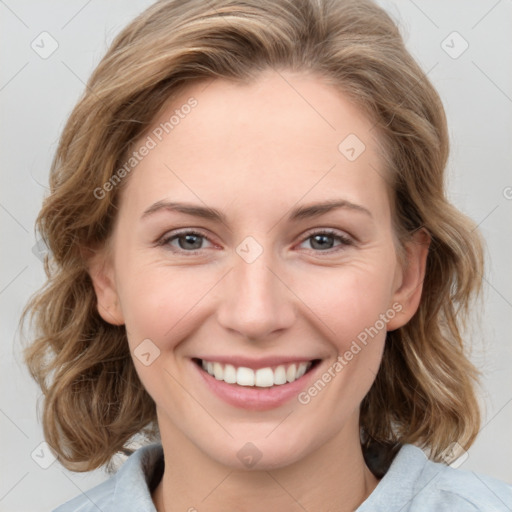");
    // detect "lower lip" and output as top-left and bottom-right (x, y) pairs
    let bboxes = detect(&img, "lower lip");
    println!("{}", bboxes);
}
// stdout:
(192, 359), (321, 411)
